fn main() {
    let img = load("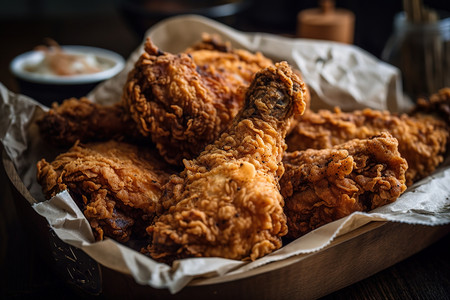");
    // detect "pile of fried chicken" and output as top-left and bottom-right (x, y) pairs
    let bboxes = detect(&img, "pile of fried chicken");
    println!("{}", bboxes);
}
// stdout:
(36, 34), (450, 263)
